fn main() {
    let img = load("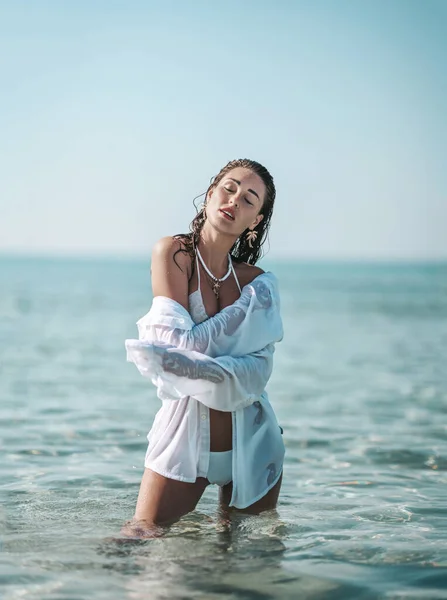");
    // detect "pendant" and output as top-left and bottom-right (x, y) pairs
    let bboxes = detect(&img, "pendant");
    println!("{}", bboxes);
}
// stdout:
(212, 280), (220, 298)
